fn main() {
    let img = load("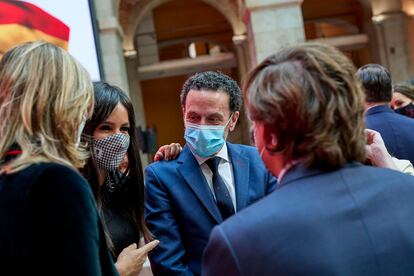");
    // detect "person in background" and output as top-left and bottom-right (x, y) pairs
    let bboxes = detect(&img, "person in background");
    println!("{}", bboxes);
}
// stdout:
(203, 42), (414, 275)
(145, 71), (277, 275)
(357, 64), (414, 164)
(82, 81), (161, 276)
(391, 83), (414, 118)
(252, 124), (414, 176)
(0, 42), (117, 274)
